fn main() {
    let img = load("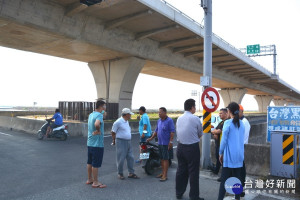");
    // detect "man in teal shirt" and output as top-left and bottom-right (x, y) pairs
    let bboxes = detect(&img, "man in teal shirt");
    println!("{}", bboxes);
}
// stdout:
(86, 100), (106, 188)
(138, 106), (152, 142)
